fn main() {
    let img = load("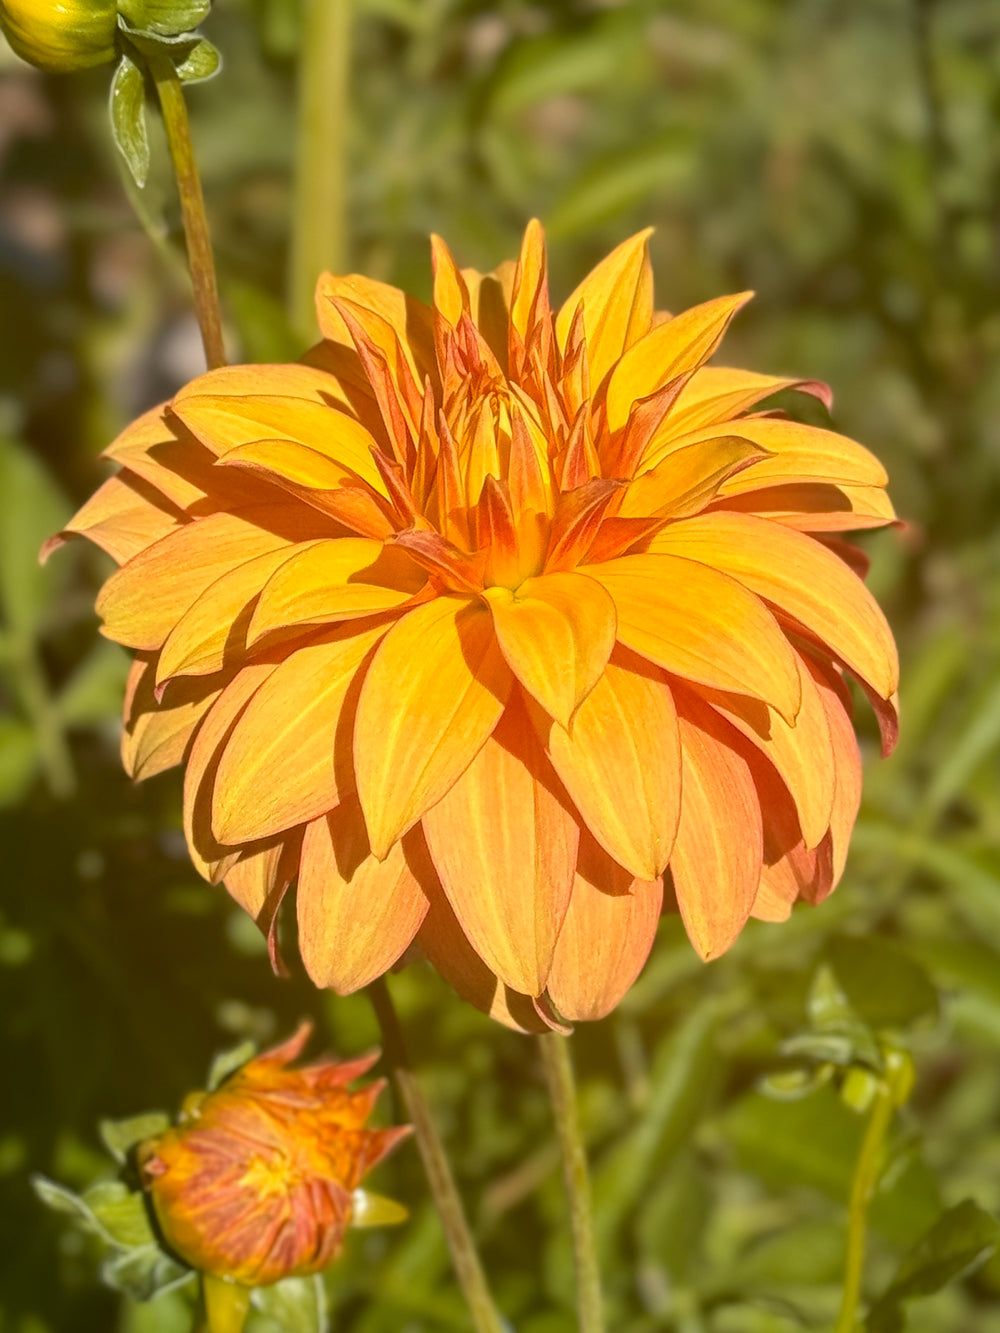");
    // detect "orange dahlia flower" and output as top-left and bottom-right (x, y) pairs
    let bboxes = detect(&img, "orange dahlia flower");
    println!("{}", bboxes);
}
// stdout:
(50, 222), (898, 1028)
(138, 1023), (408, 1285)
